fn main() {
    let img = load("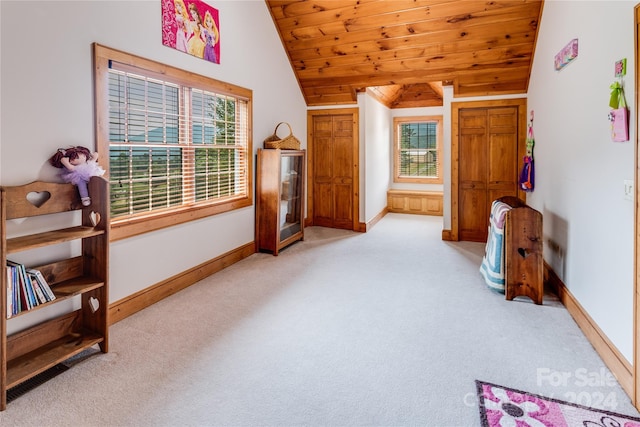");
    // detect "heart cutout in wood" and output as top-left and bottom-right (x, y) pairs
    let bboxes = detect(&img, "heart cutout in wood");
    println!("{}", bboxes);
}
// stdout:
(89, 211), (101, 227)
(88, 297), (100, 313)
(517, 247), (531, 258)
(26, 191), (51, 208)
